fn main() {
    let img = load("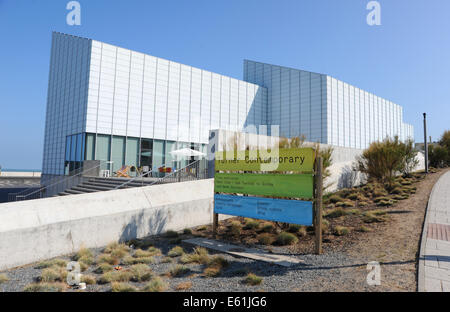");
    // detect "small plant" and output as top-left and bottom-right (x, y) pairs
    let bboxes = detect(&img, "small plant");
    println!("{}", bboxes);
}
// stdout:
(104, 242), (130, 258)
(275, 232), (298, 245)
(81, 275), (96, 285)
(94, 263), (113, 274)
(98, 270), (133, 284)
(243, 273), (263, 286)
(257, 233), (274, 245)
(134, 248), (158, 258)
(97, 253), (120, 265)
(142, 277), (167, 292)
(110, 282), (137, 292)
(334, 226), (350, 236)
(168, 246), (185, 257)
(260, 222), (274, 233)
(196, 225), (208, 231)
(40, 266), (67, 282)
(363, 210), (387, 223)
(287, 224), (302, 233)
(203, 266), (221, 277)
(377, 199), (394, 207)
(324, 207), (347, 218)
(23, 282), (66, 292)
(0, 274), (9, 284)
(357, 225), (371, 232)
(35, 259), (67, 269)
(122, 255), (154, 265)
(161, 257), (173, 263)
(183, 228), (193, 235)
(175, 281), (192, 290)
(329, 194), (344, 204)
(165, 230), (179, 238)
(179, 247), (210, 264)
(72, 247), (94, 266)
(168, 265), (190, 277)
(243, 219), (260, 230)
(229, 221), (242, 236)
(129, 264), (153, 282)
